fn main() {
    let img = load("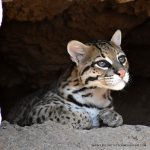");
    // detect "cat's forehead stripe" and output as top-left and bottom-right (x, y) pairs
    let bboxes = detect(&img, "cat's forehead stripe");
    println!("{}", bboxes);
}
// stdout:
(93, 43), (105, 58)
(94, 42), (116, 53)
(100, 43), (121, 56)
(87, 41), (122, 61)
